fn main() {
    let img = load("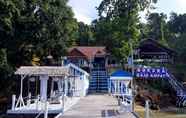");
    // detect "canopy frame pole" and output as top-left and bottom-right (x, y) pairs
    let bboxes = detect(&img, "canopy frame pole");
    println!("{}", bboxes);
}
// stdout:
(64, 76), (68, 96)
(50, 78), (54, 98)
(114, 81), (117, 94)
(40, 75), (49, 102)
(16, 75), (27, 108)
